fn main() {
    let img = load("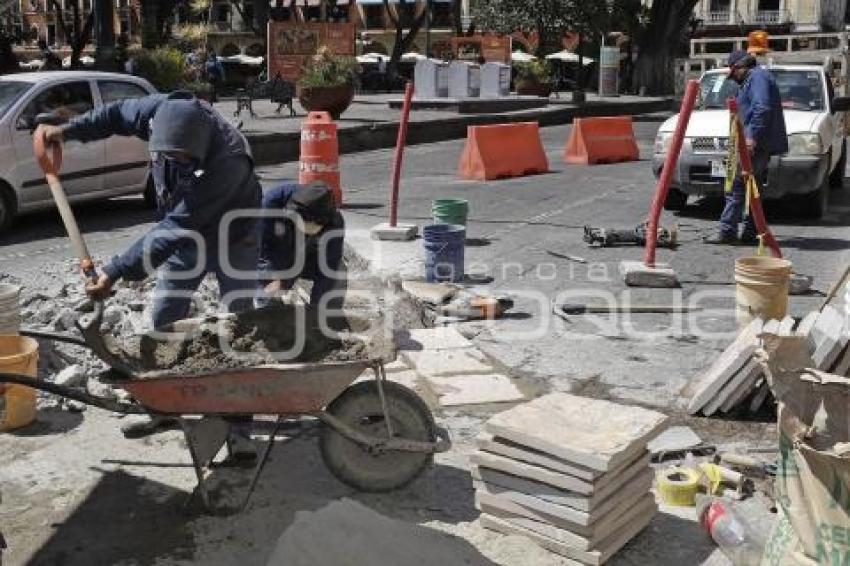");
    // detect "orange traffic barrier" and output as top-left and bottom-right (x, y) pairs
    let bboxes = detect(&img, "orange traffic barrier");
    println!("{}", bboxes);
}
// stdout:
(299, 111), (342, 205)
(458, 122), (549, 181)
(563, 117), (639, 165)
